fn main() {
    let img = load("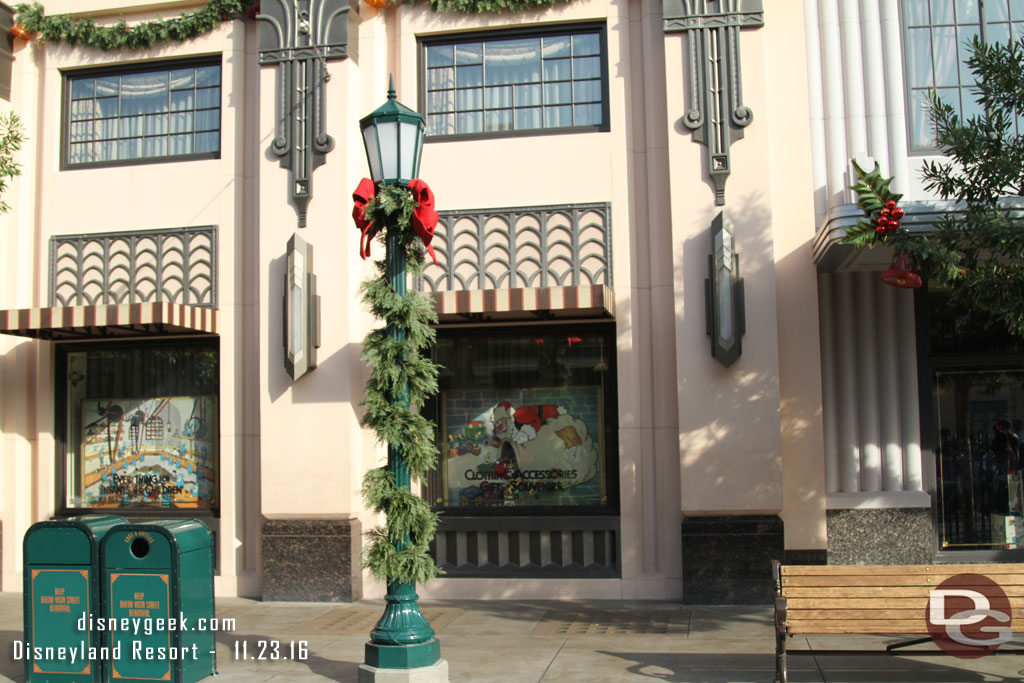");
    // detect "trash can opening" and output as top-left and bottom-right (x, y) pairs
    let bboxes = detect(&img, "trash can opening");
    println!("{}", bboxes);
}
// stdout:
(130, 537), (150, 558)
